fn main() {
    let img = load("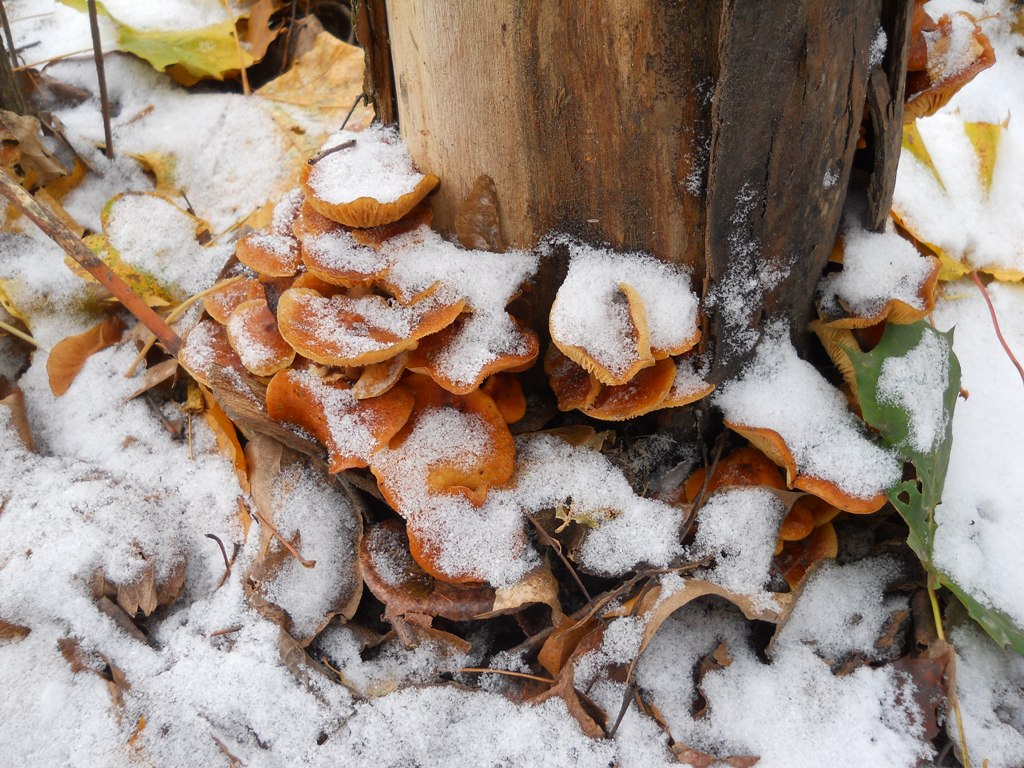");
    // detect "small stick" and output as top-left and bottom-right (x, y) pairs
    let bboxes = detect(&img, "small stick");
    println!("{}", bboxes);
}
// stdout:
(86, 0), (113, 159)
(457, 668), (555, 684)
(680, 430), (728, 541)
(248, 503), (316, 568)
(0, 1), (19, 73)
(0, 318), (37, 347)
(13, 47), (93, 72)
(526, 513), (592, 602)
(0, 172), (180, 352)
(307, 139), (355, 166)
(210, 626), (242, 637)
(205, 533), (233, 589)
(970, 270), (1024, 389)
